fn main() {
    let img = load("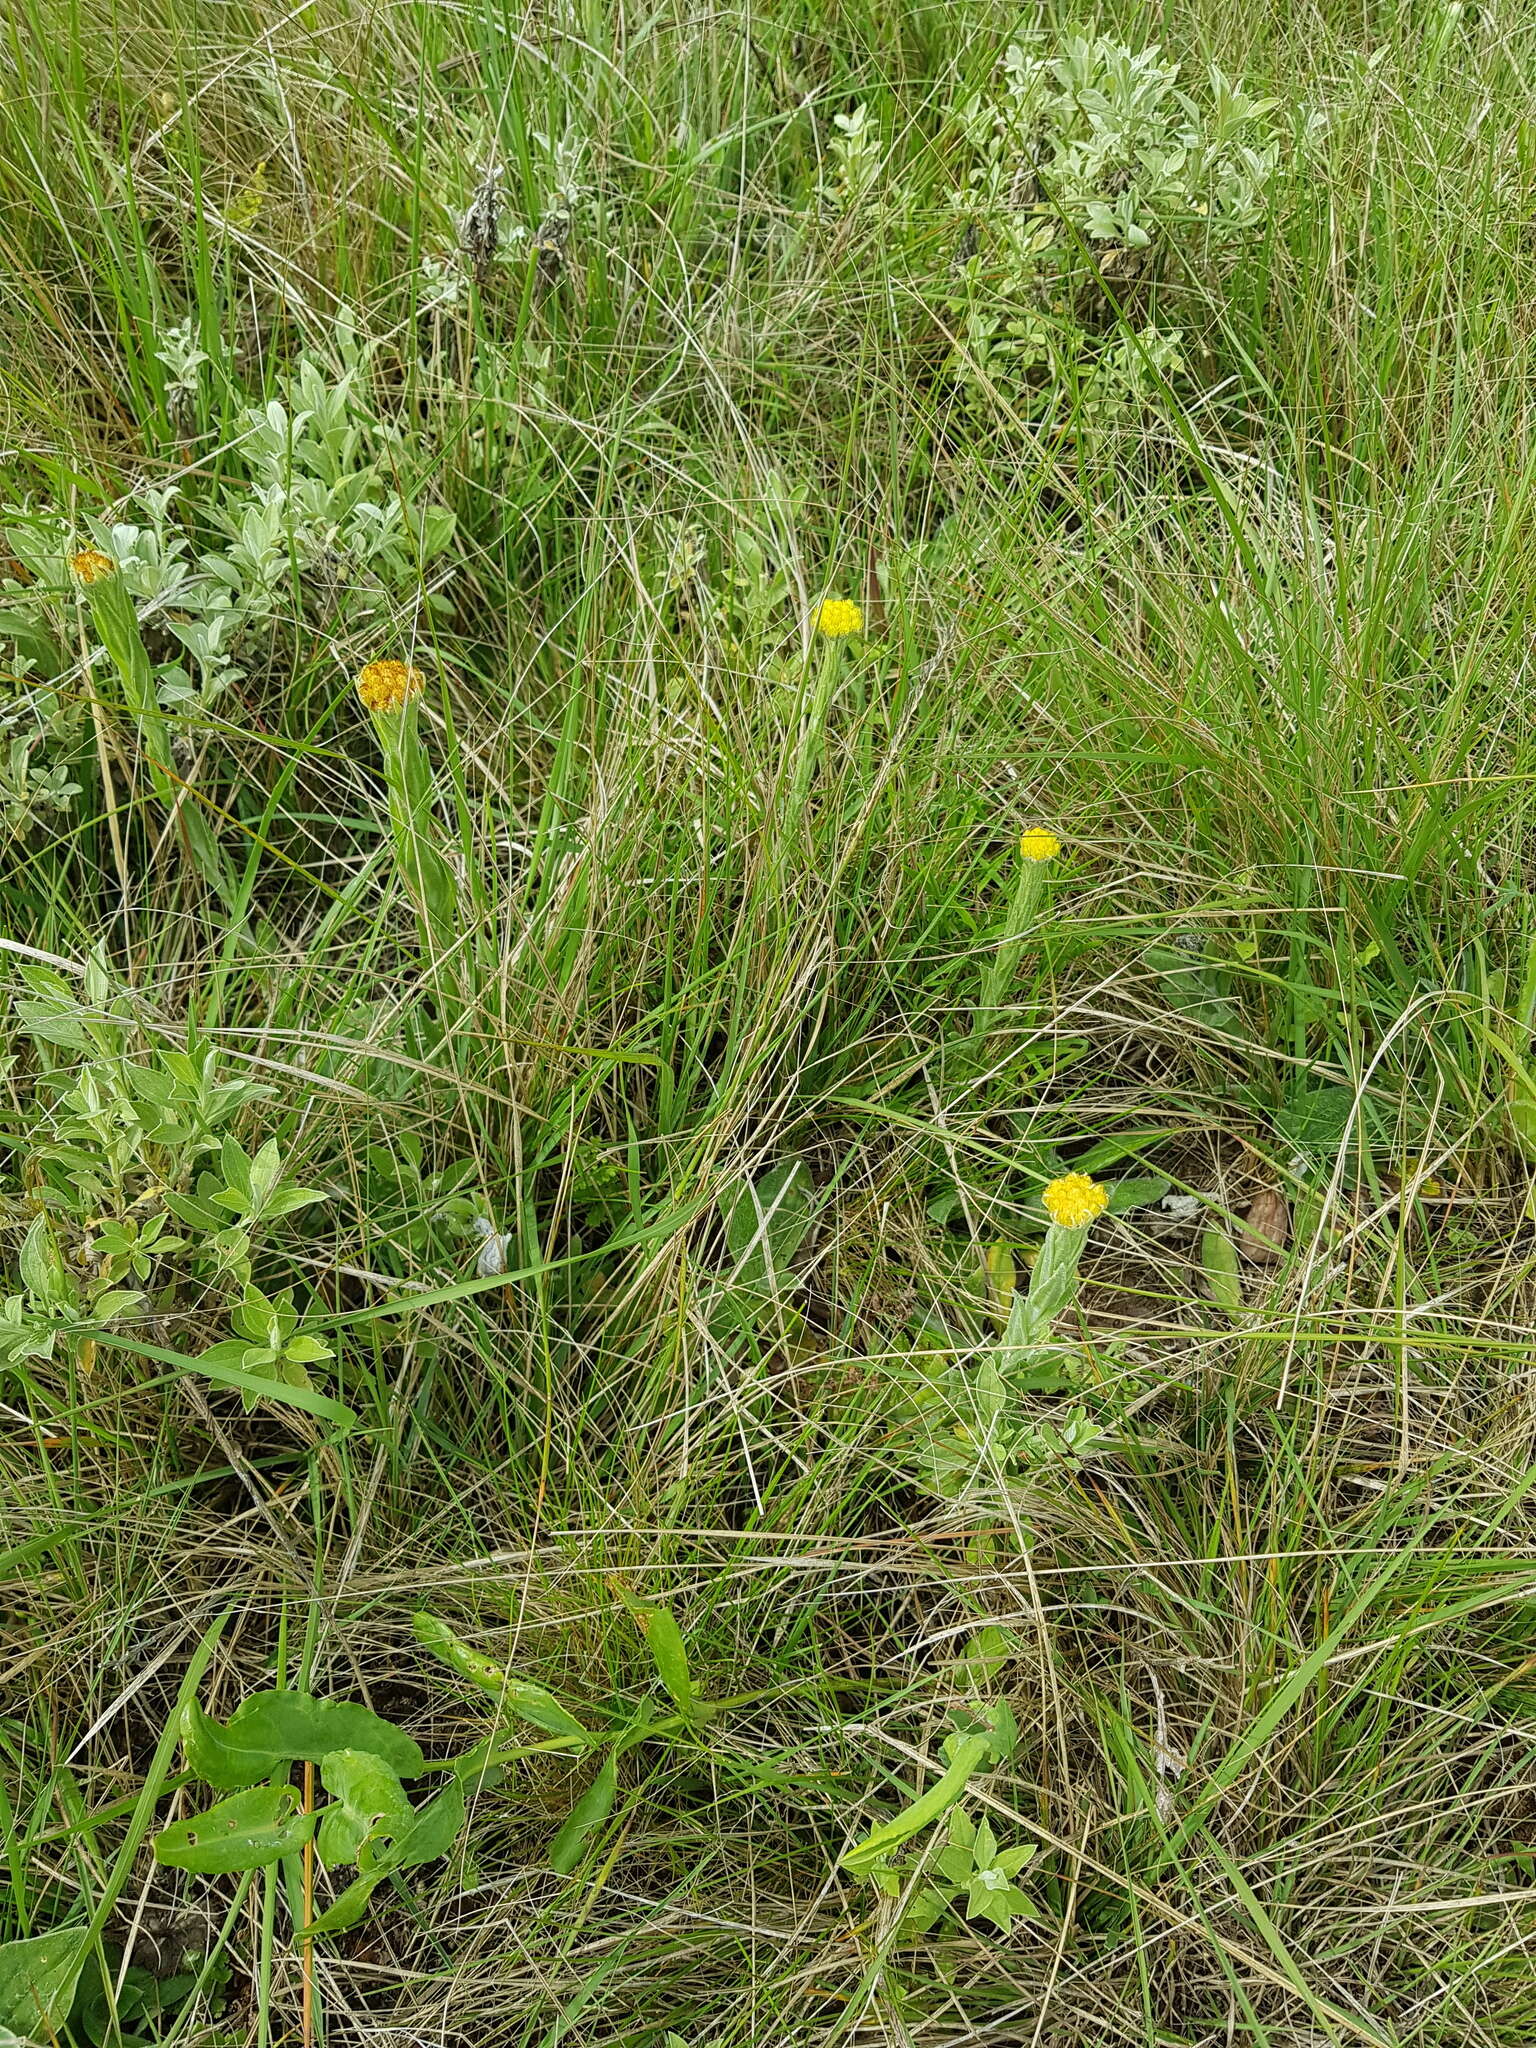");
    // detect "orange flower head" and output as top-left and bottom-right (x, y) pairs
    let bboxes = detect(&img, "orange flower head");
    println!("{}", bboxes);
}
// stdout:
(70, 548), (117, 586)
(356, 659), (426, 714)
